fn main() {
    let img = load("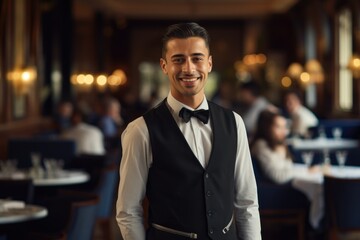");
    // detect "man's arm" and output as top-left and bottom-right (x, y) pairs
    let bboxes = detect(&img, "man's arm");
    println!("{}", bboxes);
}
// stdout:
(233, 112), (262, 240)
(116, 117), (151, 240)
